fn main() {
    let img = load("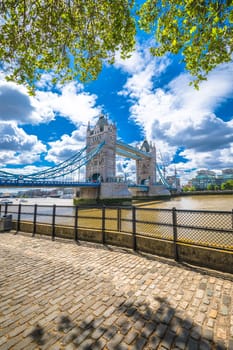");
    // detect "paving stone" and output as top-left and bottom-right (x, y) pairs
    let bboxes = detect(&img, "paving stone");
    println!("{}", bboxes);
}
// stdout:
(147, 335), (160, 349)
(78, 338), (94, 349)
(134, 319), (145, 330)
(202, 328), (213, 341)
(124, 329), (138, 344)
(190, 325), (202, 340)
(132, 335), (147, 350)
(186, 338), (199, 350)
(209, 309), (218, 318)
(216, 326), (227, 340)
(80, 315), (94, 329)
(199, 339), (211, 350)
(160, 329), (176, 348)
(141, 321), (157, 338)
(92, 317), (105, 329)
(120, 320), (132, 335)
(103, 326), (118, 341)
(73, 329), (91, 346)
(91, 338), (107, 350)
(220, 305), (229, 316)
(174, 337), (187, 349)
(125, 306), (137, 317)
(206, 318), (215, 328)
(162, 309), (175, 324)
(155, 323), (168, 338)
(61, 327), (81, 345)
(91, 327), (106, 340)
(223, 295), (231, 305)
(195, 312), (206, 325)
(196, 289), (205, 298)
(182, 318), (193, 330)
(106, 334), (124, 349)
(103, 306), (115, 318)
